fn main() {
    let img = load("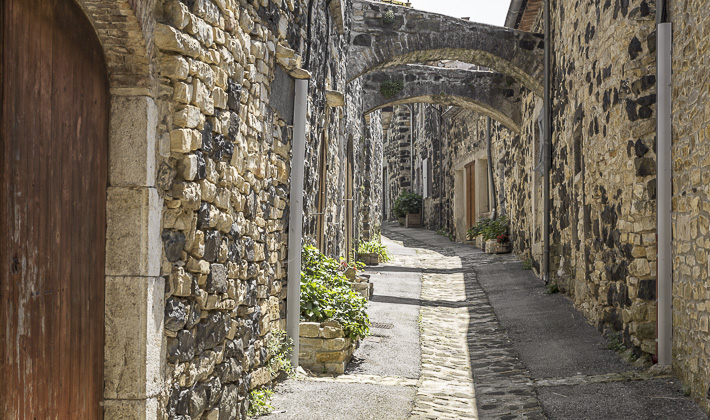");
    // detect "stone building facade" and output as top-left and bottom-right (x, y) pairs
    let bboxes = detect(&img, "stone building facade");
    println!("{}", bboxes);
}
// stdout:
(381, 0), (710, 413)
